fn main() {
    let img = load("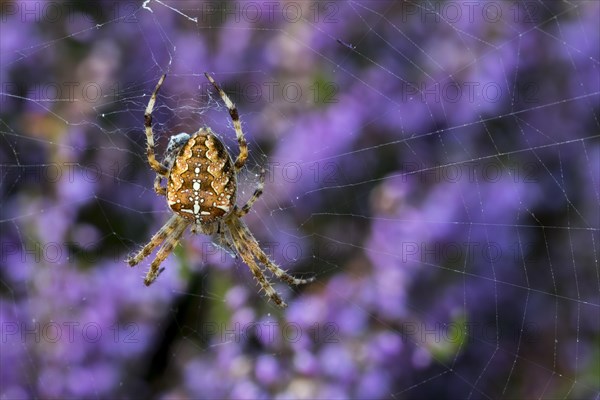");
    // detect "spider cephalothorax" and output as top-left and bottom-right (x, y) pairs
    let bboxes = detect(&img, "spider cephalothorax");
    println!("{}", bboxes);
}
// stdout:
(127, 73), (313, 307)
